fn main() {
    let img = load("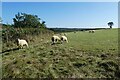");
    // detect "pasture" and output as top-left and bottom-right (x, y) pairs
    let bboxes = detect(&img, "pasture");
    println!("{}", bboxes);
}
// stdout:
(2, 29), (120, 78)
